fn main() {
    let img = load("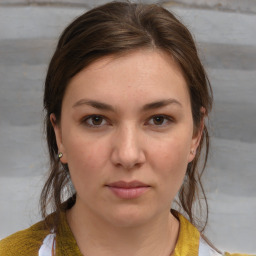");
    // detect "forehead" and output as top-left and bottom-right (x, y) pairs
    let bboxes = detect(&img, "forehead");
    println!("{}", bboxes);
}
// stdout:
(79, 49), (184, 83)
(63, 49), (190, 110)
